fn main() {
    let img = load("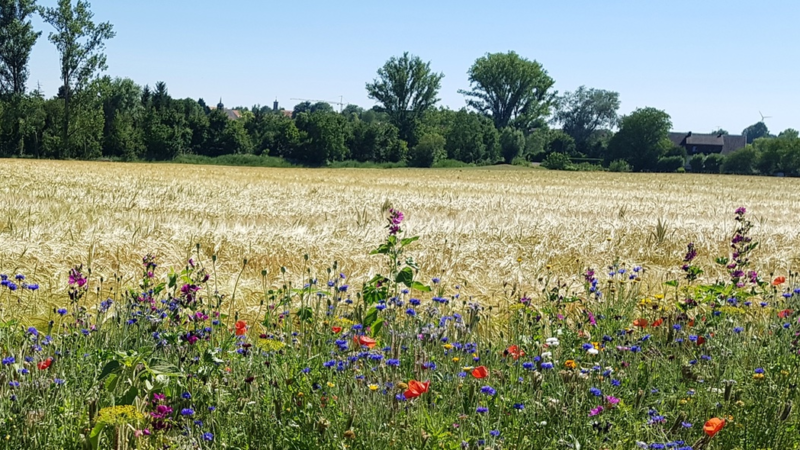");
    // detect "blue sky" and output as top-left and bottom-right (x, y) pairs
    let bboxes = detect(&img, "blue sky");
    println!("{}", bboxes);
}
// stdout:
(28, 0), (799, 134)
